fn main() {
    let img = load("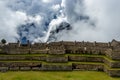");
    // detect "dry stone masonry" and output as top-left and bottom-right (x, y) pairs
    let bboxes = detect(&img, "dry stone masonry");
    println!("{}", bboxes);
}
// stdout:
(0, 39), (120, 77)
